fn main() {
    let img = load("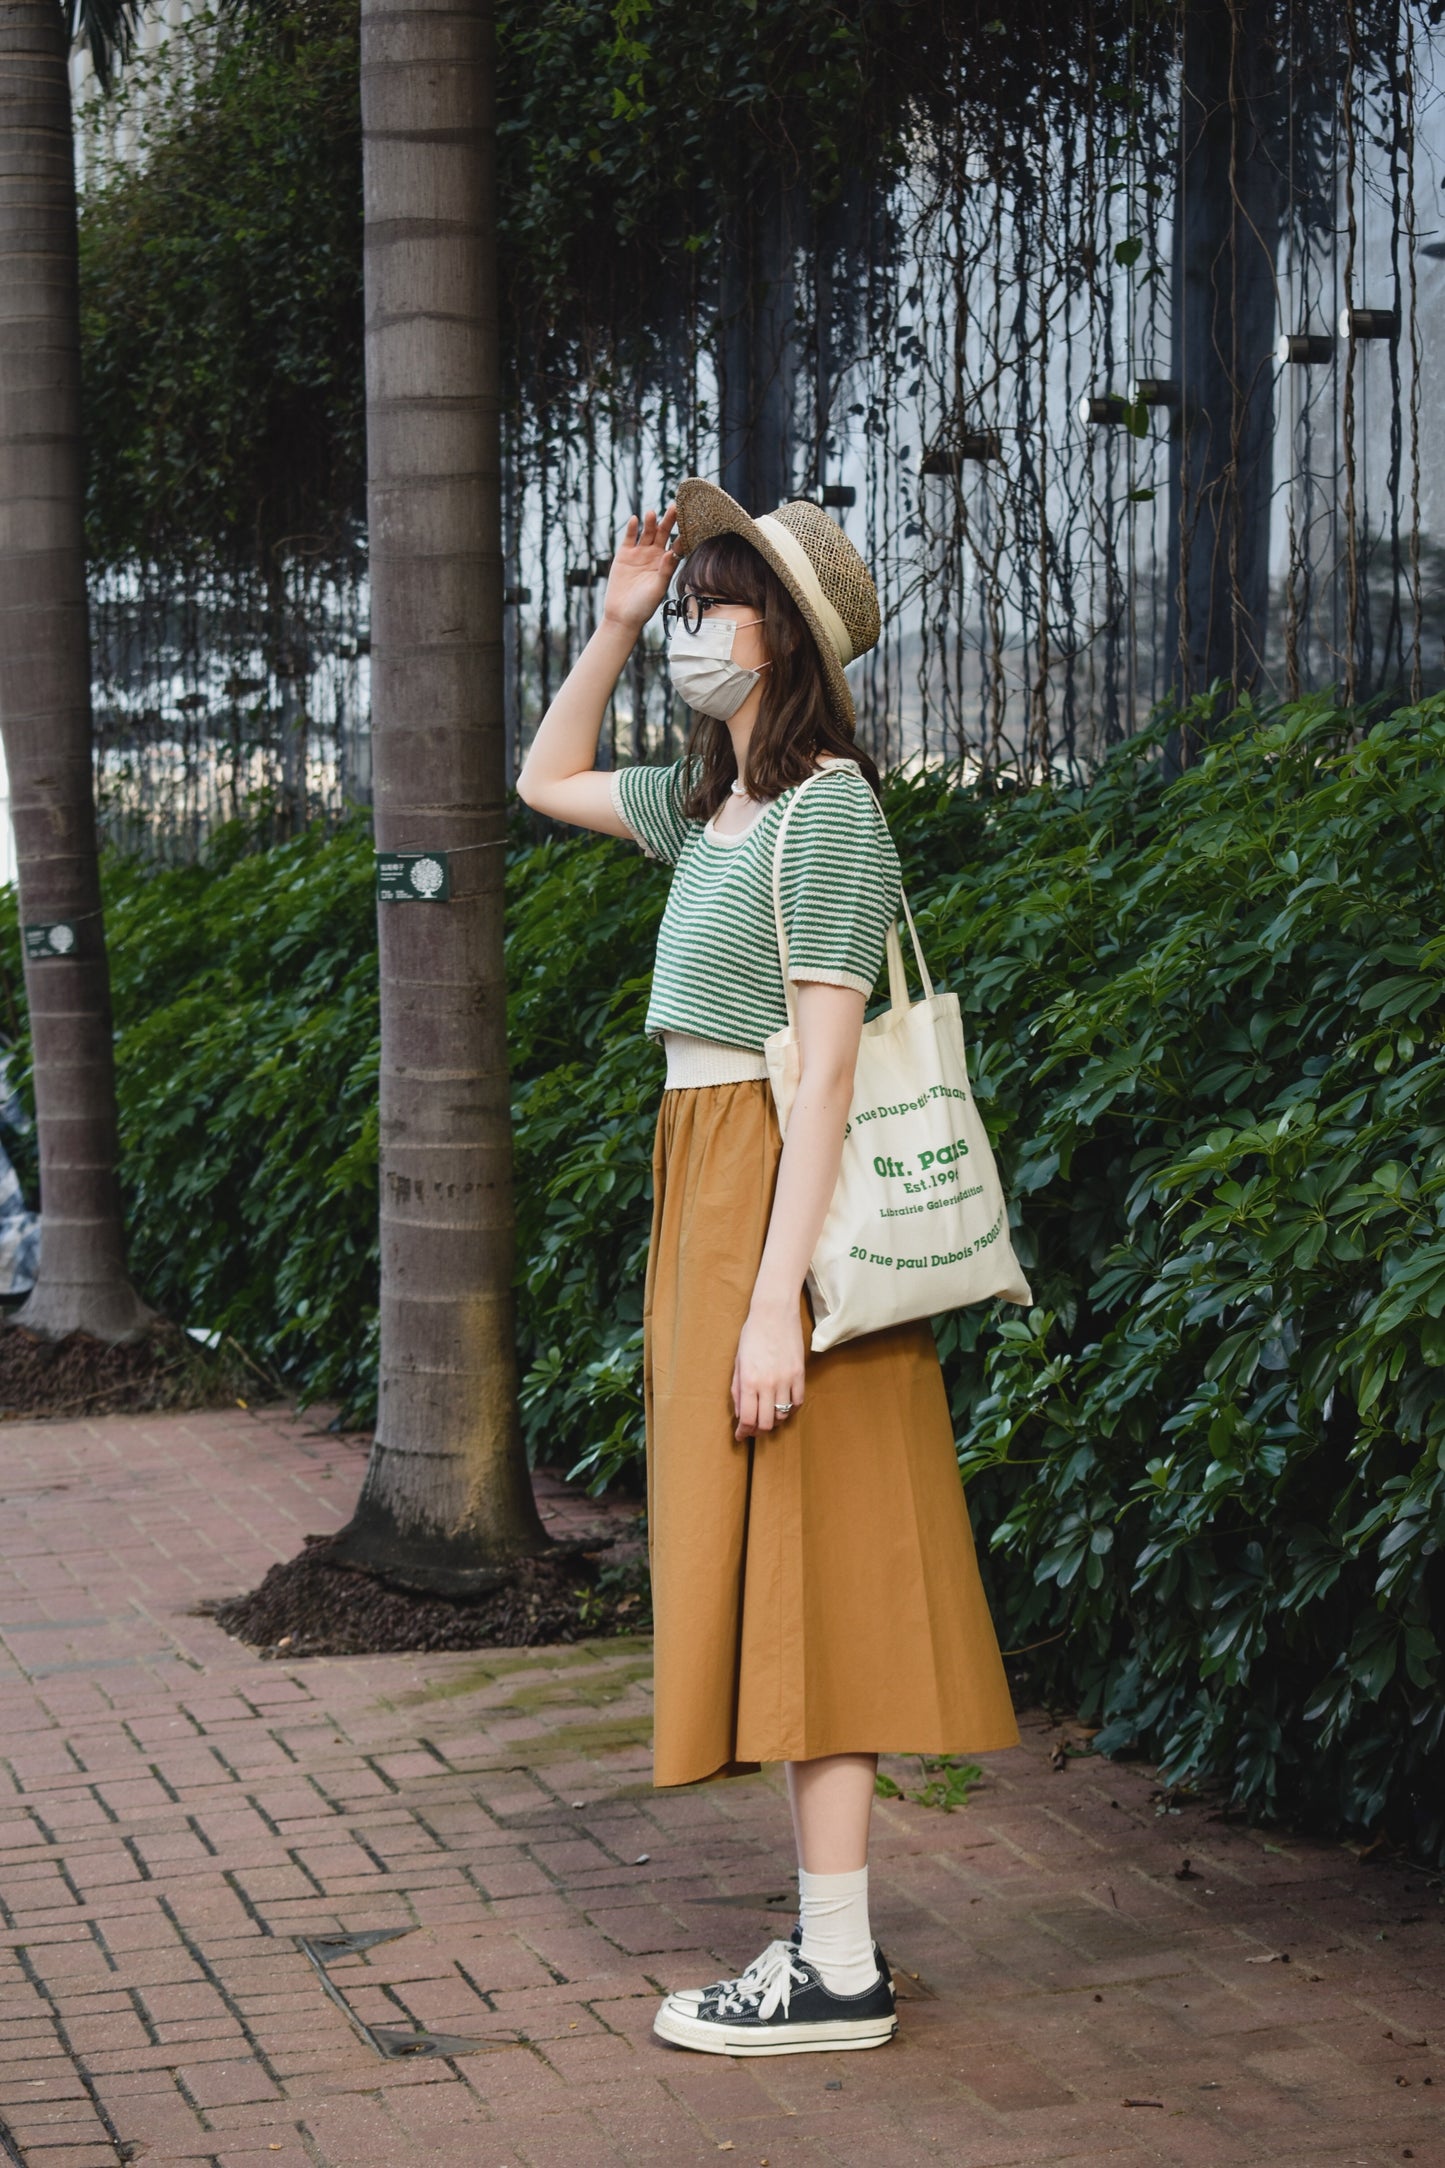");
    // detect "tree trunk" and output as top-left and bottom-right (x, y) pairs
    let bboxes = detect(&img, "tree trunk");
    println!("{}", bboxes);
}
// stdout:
(331, 0), (547, 1594)
(1164, 0), (1283, 775)
(718, 170), (800, 512)
(0, 0), (152, 1342)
